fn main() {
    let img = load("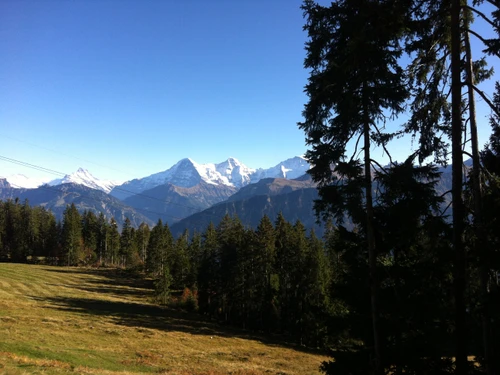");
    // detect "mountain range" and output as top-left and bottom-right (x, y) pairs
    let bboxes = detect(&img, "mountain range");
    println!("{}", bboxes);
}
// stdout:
(0, 155), (458, 235)
(1, 156), (315, 231)
(109, 156), (309, 200)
